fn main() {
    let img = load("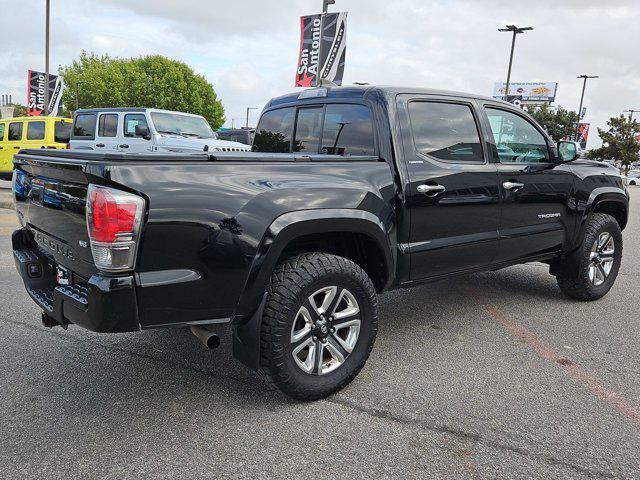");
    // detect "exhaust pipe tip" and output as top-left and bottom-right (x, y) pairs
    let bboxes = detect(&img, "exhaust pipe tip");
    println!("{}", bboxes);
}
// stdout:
(190, 325), (220, 349)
